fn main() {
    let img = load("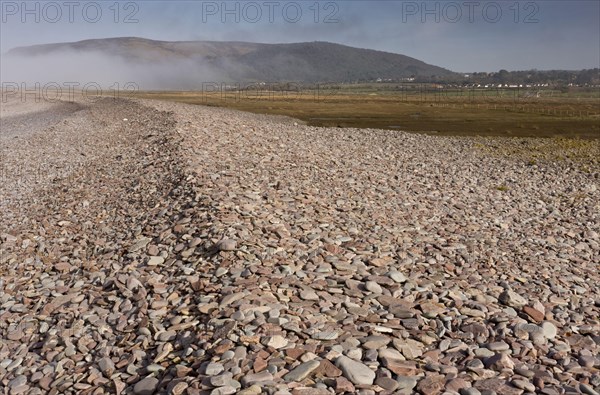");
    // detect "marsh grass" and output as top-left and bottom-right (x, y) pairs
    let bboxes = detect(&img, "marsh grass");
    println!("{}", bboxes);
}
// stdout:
(134, 90), (600, 139)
